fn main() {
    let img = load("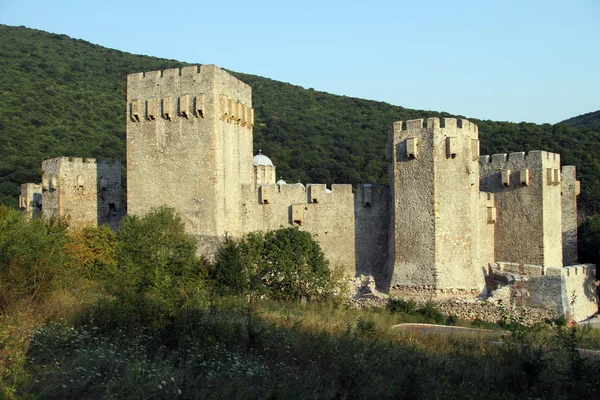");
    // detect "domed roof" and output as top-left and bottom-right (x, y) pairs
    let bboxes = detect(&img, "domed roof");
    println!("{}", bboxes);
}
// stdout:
(253, 150), (274, 167)
(276, 178), (287, 185)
